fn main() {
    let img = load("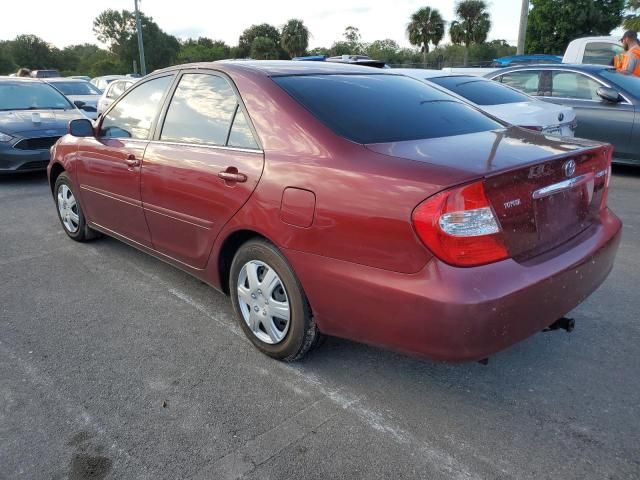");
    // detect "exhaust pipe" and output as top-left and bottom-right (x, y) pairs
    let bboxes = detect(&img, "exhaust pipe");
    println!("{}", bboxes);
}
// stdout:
(543, 317), (575, 333)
